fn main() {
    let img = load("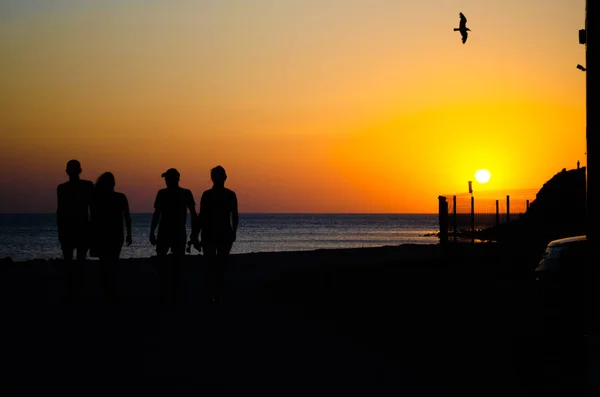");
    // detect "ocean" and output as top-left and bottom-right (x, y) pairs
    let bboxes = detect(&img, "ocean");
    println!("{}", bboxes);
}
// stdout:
(0, 213), (439, 261)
